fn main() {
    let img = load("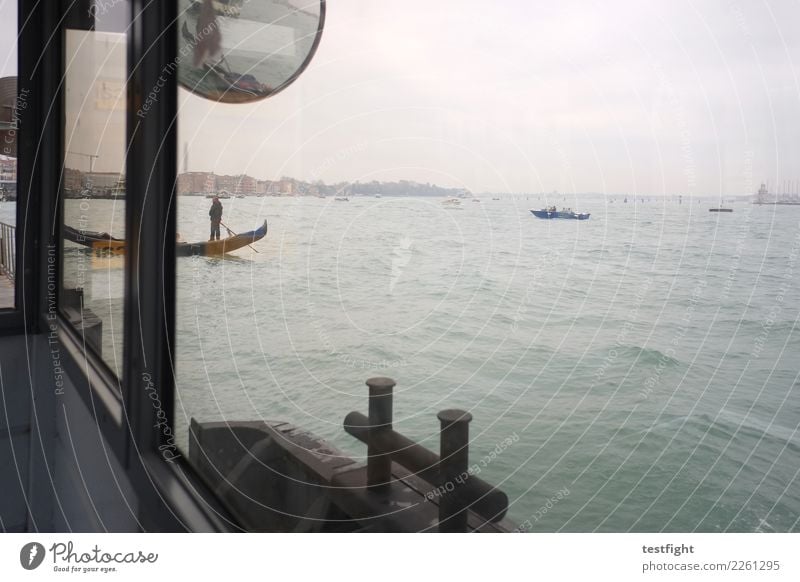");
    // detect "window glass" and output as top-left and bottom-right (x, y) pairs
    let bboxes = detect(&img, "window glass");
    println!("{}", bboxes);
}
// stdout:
(174, 1), (800, 533)
(0, 0), (18, 309)
(61, 3), (129, 376)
